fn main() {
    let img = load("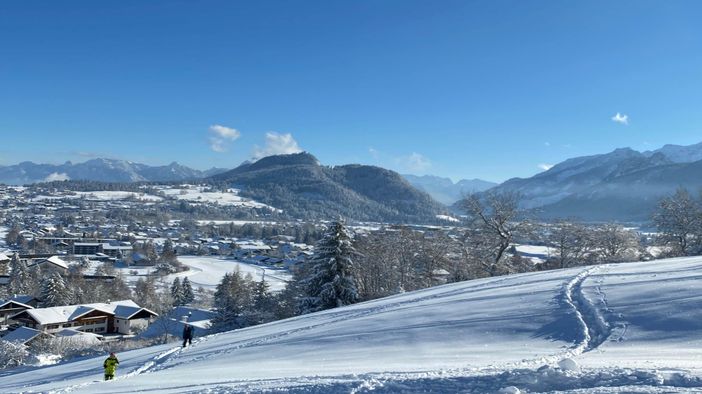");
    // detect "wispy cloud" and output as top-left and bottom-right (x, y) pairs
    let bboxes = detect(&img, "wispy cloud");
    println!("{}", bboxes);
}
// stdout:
(368, 147), (380, 160)
(44, 172), (70, 182)
(544, 142), (551, 147)
(208, 124), (241, 153)
(253, 132), (302, 159)
(538, 163), (554, 171)
(611, 112), (629, 125)
(397, 152), (432, 173)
